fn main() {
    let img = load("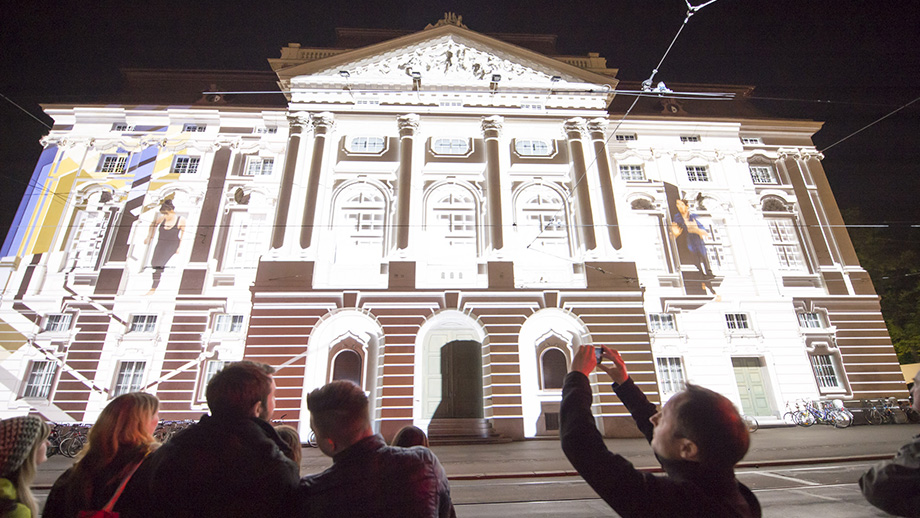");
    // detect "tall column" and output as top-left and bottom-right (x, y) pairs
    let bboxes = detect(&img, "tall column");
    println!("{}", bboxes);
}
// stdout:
(588, 118), (622, 250)
(300, 112), (335, 249)
(395, 114), (419, 250)
(481, 116), (504, 250)
(564, 117), (596, 251)
(271, 112), (310, 249)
